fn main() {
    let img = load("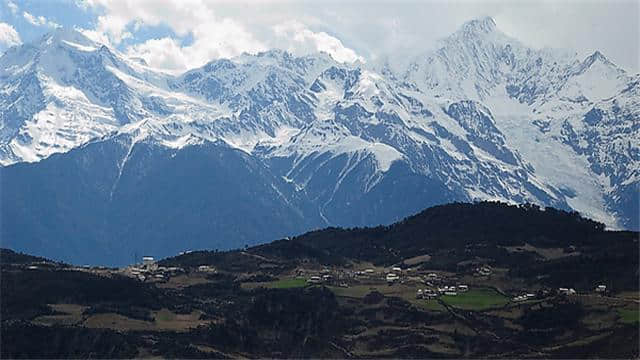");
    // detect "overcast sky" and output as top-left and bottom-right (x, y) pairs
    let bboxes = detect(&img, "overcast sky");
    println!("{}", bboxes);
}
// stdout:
(1, 0), (638, 74)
